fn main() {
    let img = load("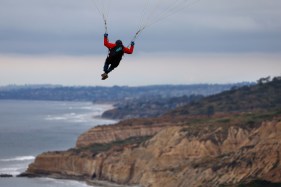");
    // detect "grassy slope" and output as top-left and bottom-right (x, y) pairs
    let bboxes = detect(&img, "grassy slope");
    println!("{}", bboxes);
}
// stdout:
(168, 79), (281, 116)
